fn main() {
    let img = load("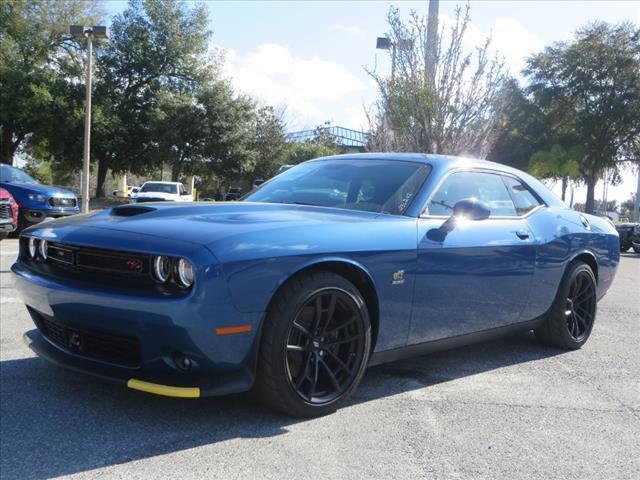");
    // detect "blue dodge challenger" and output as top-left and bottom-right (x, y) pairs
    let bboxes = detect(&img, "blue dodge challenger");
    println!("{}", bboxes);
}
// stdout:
(13, 154), (619, 417)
